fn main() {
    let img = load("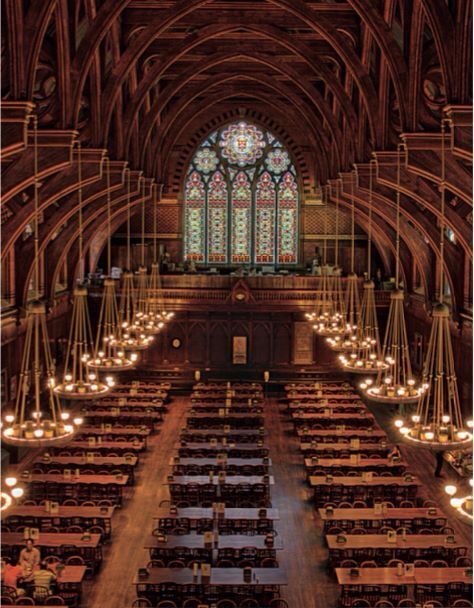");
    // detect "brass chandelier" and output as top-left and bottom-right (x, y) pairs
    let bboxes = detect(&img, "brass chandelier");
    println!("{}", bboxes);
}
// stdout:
(54, 142), (113, 398)
(147, 184), (173, 329)
(1, 477), (24, 512)
(362, 145), (426, 405)
(394, 120), (472, 449)
(88, 160), (138, 371)
(340, 161), (388, 375)
(2, 117), (82, 446)
(306, 186), (327, 323)
(116, 172), (153, 350)
(327, 173), (360, 351)
(314, 180), (346, 337)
